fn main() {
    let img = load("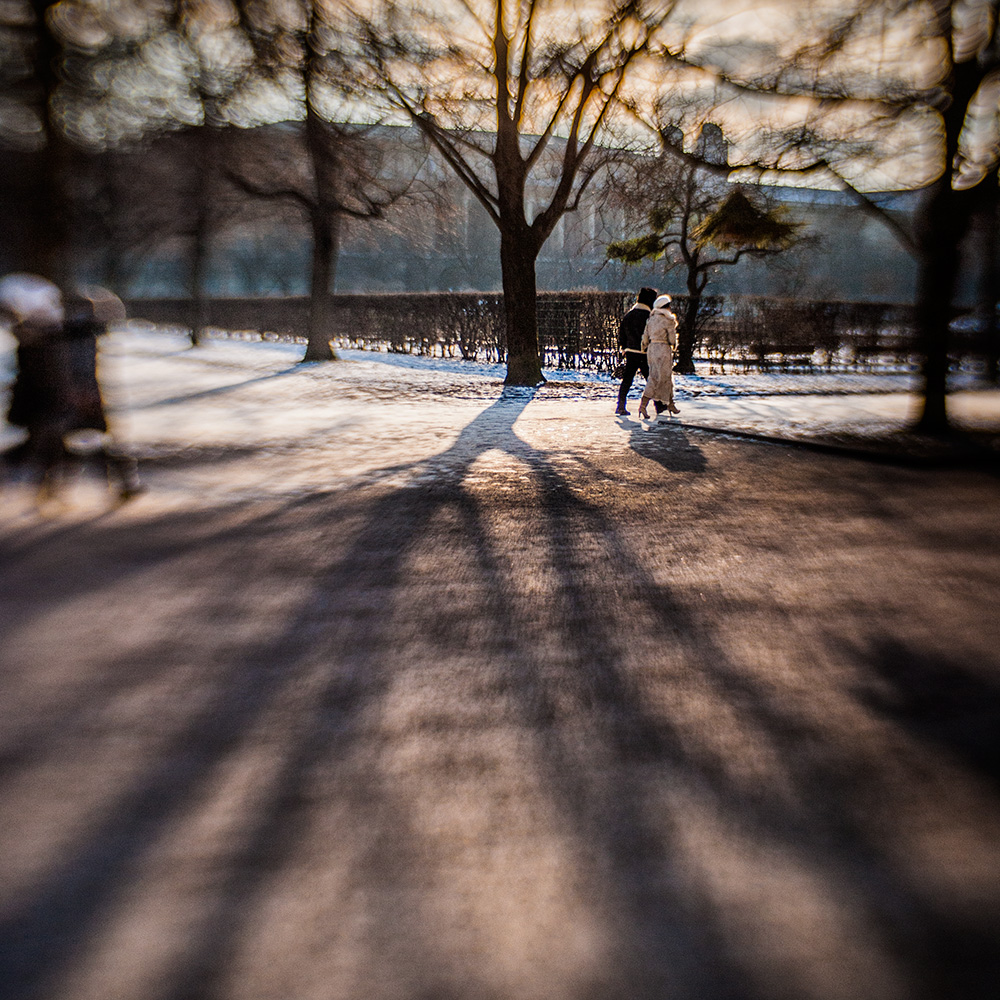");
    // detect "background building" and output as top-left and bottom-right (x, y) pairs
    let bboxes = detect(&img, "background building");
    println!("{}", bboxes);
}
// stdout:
(23, 122), (932, 305)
